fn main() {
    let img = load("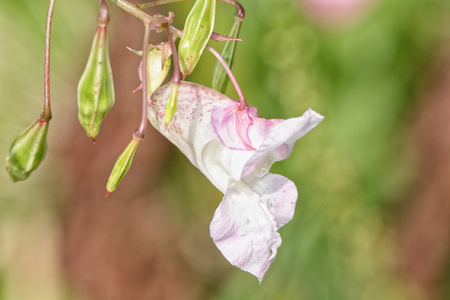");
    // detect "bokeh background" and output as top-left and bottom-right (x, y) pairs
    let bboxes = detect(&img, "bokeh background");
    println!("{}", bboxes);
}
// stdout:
(1, 0), (450, 299)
